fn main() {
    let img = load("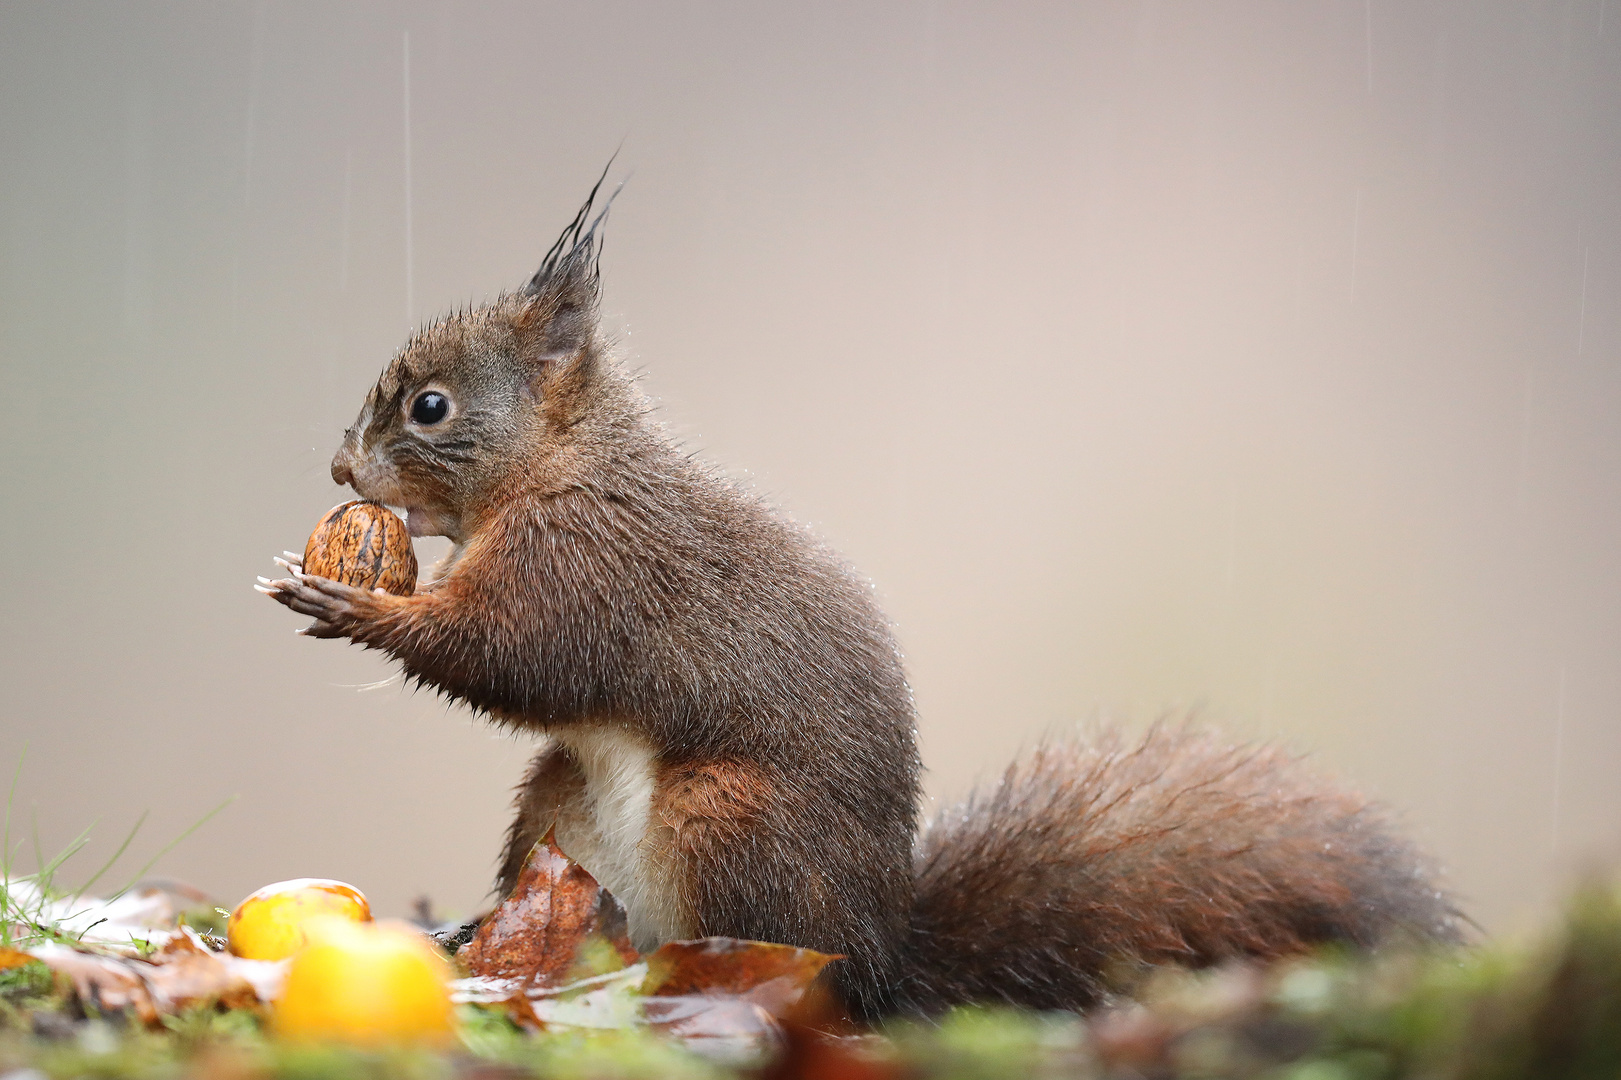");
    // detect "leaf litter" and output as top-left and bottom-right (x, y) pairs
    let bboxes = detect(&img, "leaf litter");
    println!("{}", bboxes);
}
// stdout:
(452, 831), (838, 1063)
(5, 829), (838, 1065)
(7, 830), (1621, 1078)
